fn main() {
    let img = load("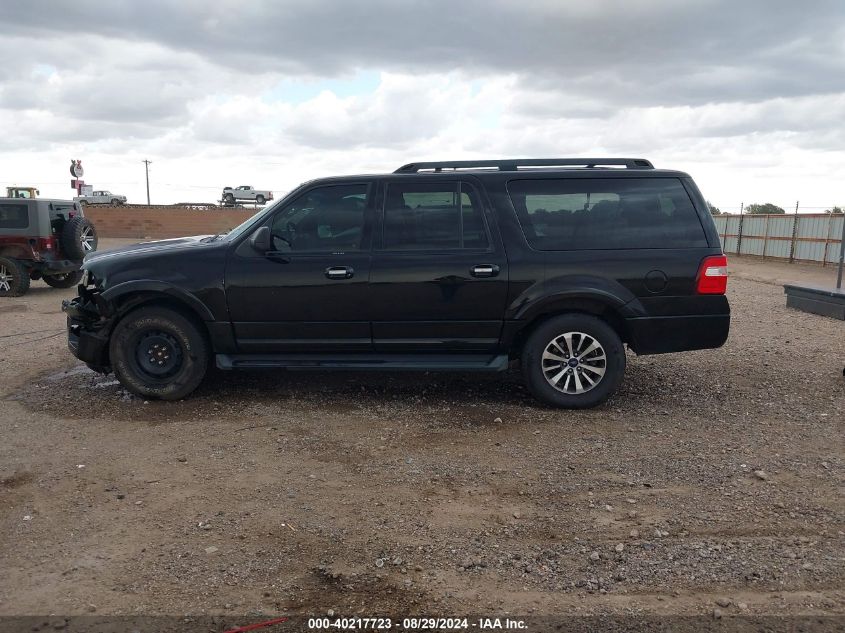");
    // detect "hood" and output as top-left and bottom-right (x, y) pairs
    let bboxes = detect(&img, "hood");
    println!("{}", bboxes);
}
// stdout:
(81, 234), (229, 289)
(83, 235), (215, 264)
